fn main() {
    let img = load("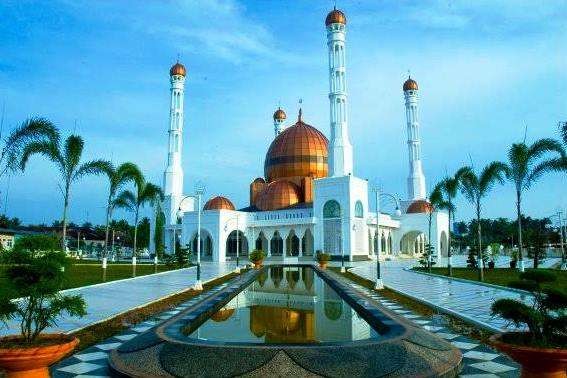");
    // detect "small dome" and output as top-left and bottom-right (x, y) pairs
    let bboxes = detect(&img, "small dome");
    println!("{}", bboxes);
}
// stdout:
(406, 200), (433, 214)
(203, 196), (235, 211)
(255, 180), (301, 211)
(403, 77), (418, 91)
(325, 8), (347, 26)
(211, 308), (235, 322)
(273, 108), (286, 121)
(170, 61), (186, 77)
(253, 177), (266, 184)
